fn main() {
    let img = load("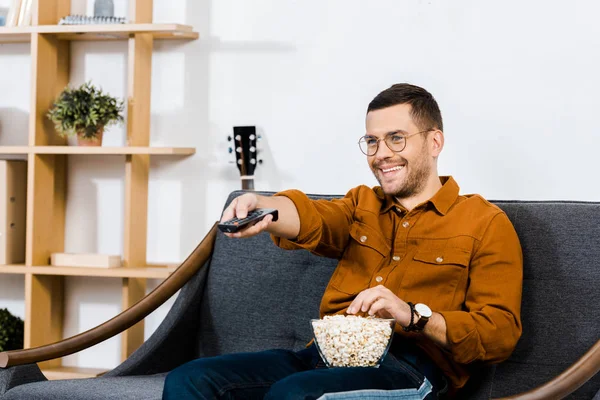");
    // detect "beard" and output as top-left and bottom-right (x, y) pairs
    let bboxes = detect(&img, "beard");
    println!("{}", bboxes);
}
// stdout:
(371, 142), (432, 199)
